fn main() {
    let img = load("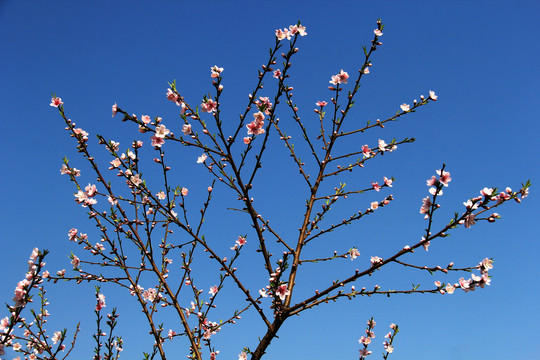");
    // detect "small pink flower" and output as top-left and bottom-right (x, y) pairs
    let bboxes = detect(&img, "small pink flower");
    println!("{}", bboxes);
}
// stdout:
(236, 236), (247, 247)
(52, 331), (62, 344)
(259, 289), (268, 297)
(96, 293), (106, 310)
(201, 98), (218, 113)
(197, 153), (207, 163)
(68, 228), (78, 241)
(211, 65), (224, 78)
(181, 187), (188, 196)
(464, 213), (476, 228)
(436, 170), (452, 186)
(329, 69), (349, 85)
(141, 115), (151, 124)
(209, 286), (218, 296)
(378, 139), (387, 151)
(429, 90), (438, 101)
(243, 137), (251, 144)
(370, 256), (383, 266)
(275, 28), (291, 41)
(480, 187), (493, 197)
(50, 97), (63, 107)
(349, 248), (360, 260)
(156, 191), (166, 200)
(384, 177), (393, 187)
(276, 284), (290, 301)
(374, 29), (383, 36)
(420, 196), (431, 217)
(316, 101), (327, 107)
(71, 255), (80, 269)
(273, 69), (282, 78)
(362, 145), (371, 157)
(372, 182), (381, 191)
(168, 329), (176, 340)
(370, 201), (379, 210)
(112, 103), (118, 117)
(400, 103), (410, 112)
(182, 124), (192, 135)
